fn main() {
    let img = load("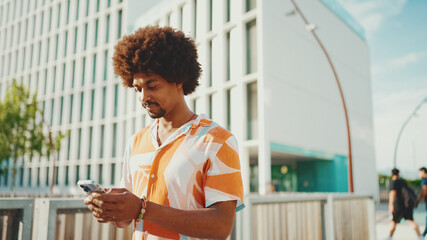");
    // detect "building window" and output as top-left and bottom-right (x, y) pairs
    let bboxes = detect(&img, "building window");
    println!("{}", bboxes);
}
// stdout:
(57, 4), (61, 28)
(75, 165), (80, 184)
(96, 0), (100, 12)
(87, 165), (91, 179)
(55, 167), (59, 185)
(98, 164), (103, 184)
(72, 60), (76, 88)
(45, 167), (49, 186)
(62, 63), (66, 90)
(90, 89), (95, 120)
(79, 92), (84, 122)
(209, 0), (213, 31)
(103, 50), (108, 80)
(64, 31), (68, 57)
(24, 19), (29, 41)
(19, 166), (24, 186)
(40, 12), (44, 34)
(114, 84), (118, 117)
(28, 168), (32, 187)
(246, 20), (257, 74)
(55, 34), (59, 60)
(108, 0), (111, 8)
(208, 40), (212, 87)
(179, 6), (183, 30)
(37, 168), (40, 187)
(73, 27), (78, 54)
(88, 127), (93, 159)
(82, 57), (86, 86)
(67, 133), (71, 160)
(37, 41), (42, 65)
(48, 8), (52, 32)
(59, 96), (64, 124)
(106, 15), (110, 43)
(86, 0), (90, 16)
(167, 13), (171, 26)
(117, 10), (122, 39)
(84, 23), (88, 50)
(65, 166), (69, 185)
(46, 38), (50, 63)
(112, 123), (117, 157)
(226, 32), (230, 81)
(247, 82), (258, 139)
(66, 0), (70, 24)
(76, 0), (80, 20)
(246, 0), (256, 12)
(102, 87), (106, 118)
(111, 163), (115, 185)
(226, 0), (230, 22)
(69, 94), (74, 123)
(92, 53), (97, 83)
(50, 98), (55, 125)
(208, 94), (213, 119)
(77, 128), (82, 159)
(226, 89), (231, 130)
(94, 19), (99, 47)
(100, 125), (105, 158)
